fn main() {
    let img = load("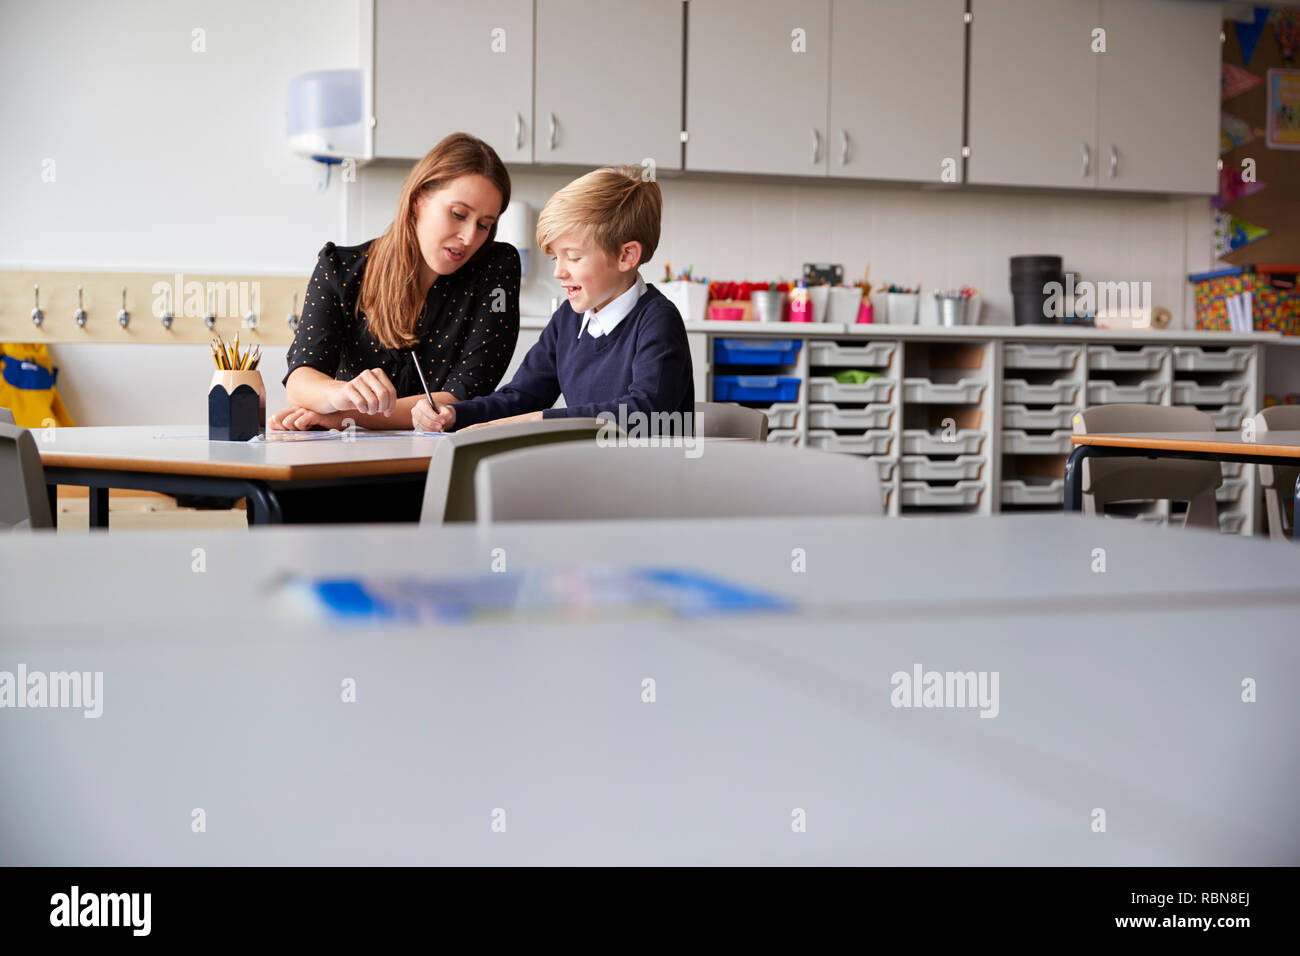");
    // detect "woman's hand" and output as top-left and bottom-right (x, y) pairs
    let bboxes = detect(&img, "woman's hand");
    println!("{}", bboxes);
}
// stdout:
(269, 405), (337, 431)
(412, 397), (456, 433)
(327, 367), (397, 417)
